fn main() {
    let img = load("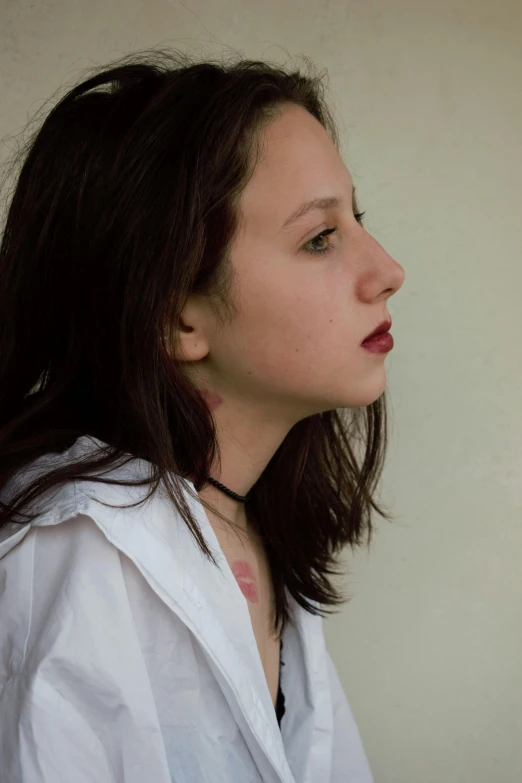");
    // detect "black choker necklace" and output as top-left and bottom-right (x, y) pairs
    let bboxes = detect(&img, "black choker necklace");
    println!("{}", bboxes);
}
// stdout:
(205, 476), (249, 503)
